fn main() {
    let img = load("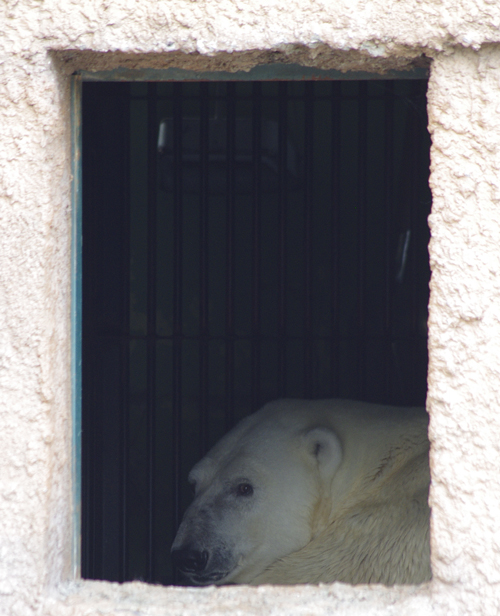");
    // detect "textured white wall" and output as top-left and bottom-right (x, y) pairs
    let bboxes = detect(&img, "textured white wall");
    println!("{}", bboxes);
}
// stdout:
(426, 47), (500, 615)
(1, 1), (500, 614)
